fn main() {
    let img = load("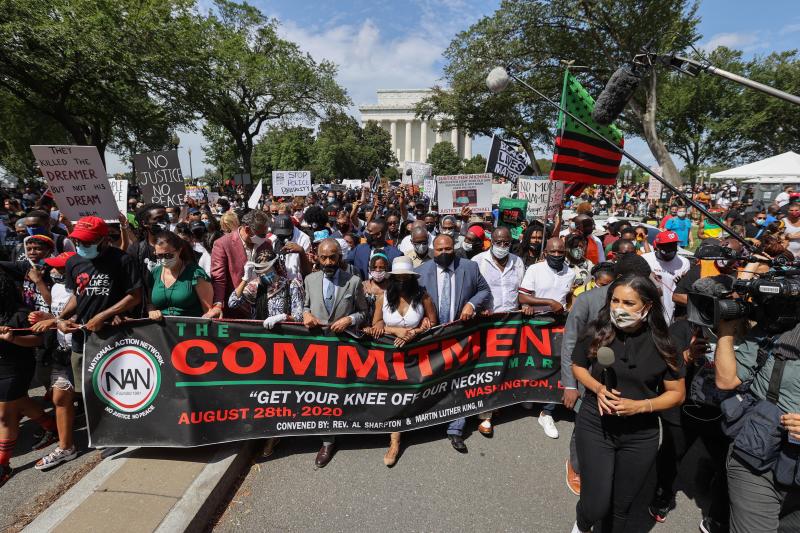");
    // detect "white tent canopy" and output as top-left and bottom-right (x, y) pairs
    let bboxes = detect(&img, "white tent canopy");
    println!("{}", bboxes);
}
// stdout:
(710, 151), (800, 179)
